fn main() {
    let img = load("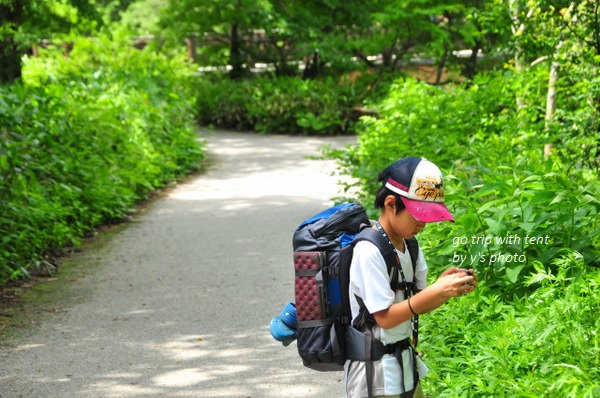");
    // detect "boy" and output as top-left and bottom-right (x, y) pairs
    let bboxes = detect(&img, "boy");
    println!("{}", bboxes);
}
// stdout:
(345, 157), (477, 398)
